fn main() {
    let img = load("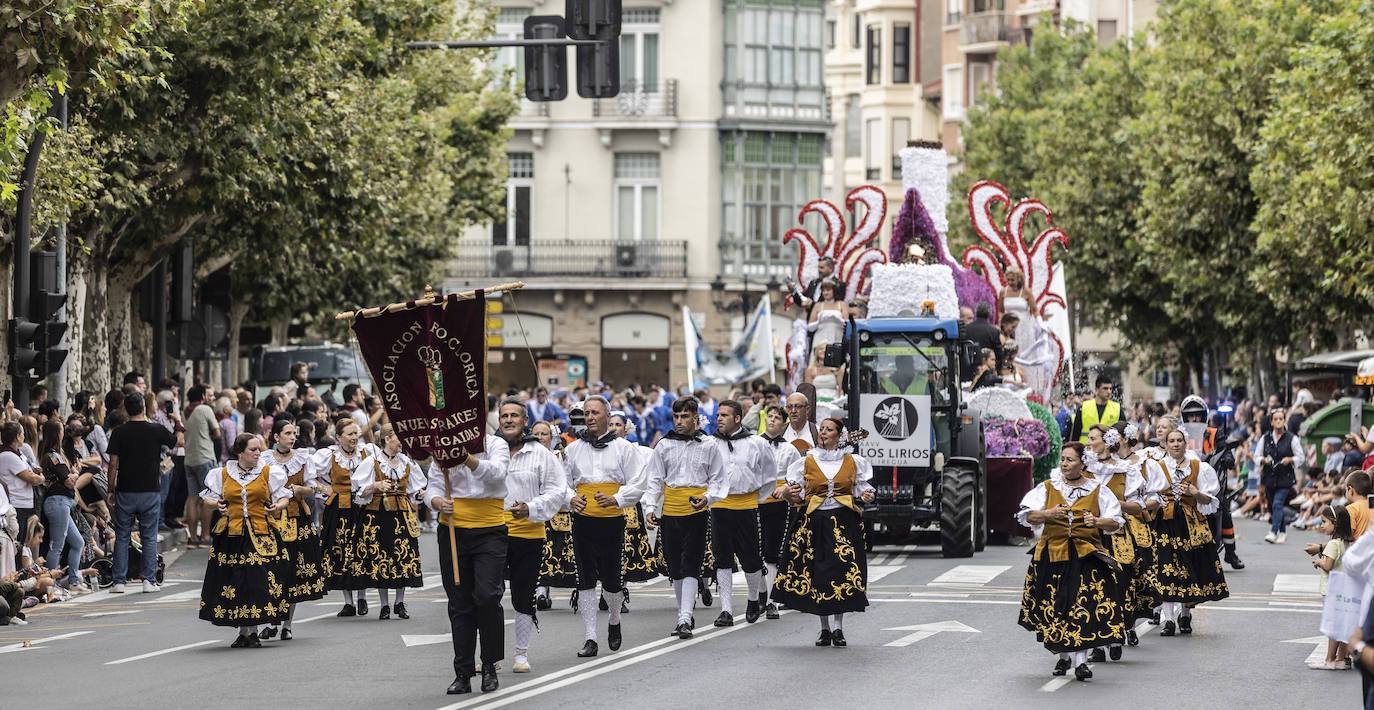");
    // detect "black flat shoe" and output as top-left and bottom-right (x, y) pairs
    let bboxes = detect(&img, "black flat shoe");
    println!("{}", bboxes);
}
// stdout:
(536, 593), (551, 610)
(1225, 548), (1246, 570)
(1126, 629), (1139, 647)
(378, 605), (391, 621)
(480, 664), (498, 692)
(1052, 658), (1070, 676)
(675, 622), (693, 639)
(230, 635), (247, 648)
(447, 676), (472, 695)
(831, 630), (846, 647)
(699, 581), (713, 607)
(714, 611), (733, 627)
(356, 598), (369, 616)
(1074, 663), (1092, 681)
(245, 633), (262, 648)
(765, 603), (780, 620)
(394, 602), (409, 619)
(1178, 615), (1192, 634)
(608, 623), (622, 651)
(815, 629), (832, 647)
(1161, 621), (1176, 637)
(280, 628), (293, 641)
(259, 625), (278, 640)
(1149, 611), (1160, 625)
(1109, 645), (1122, 661)
(745, 600), (761, 624)
(577, 640), (599, 657)
(1089, 648), (1106, 663)
(337, 603), (357, 618)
